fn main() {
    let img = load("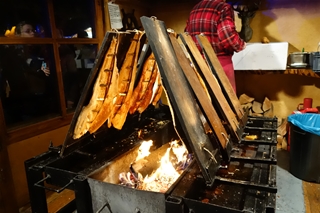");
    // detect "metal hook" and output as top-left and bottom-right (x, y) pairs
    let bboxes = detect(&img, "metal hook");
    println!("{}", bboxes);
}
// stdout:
(221, 132), (230, 145)
(203, 147), (217, 164)
(233, 119), (240, 130)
